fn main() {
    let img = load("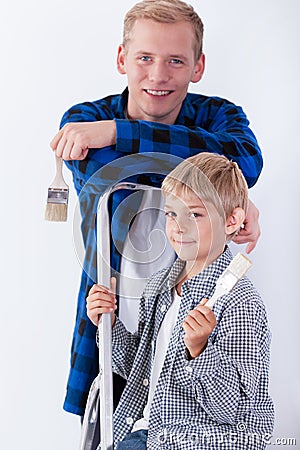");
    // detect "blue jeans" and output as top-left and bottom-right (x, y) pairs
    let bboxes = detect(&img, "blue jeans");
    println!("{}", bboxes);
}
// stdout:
(116, 429), (148, 450)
